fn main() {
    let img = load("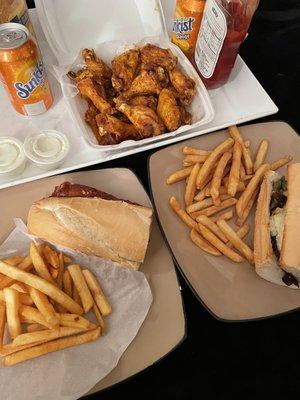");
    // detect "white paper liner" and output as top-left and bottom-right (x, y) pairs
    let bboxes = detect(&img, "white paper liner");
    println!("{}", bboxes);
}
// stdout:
(0, 220), (152, 400)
